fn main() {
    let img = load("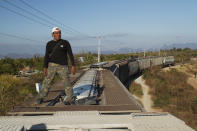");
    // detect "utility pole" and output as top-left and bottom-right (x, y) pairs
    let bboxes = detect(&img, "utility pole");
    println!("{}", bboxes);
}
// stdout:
(98, 36), (101, 62)
(144, 49), (146, 58)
